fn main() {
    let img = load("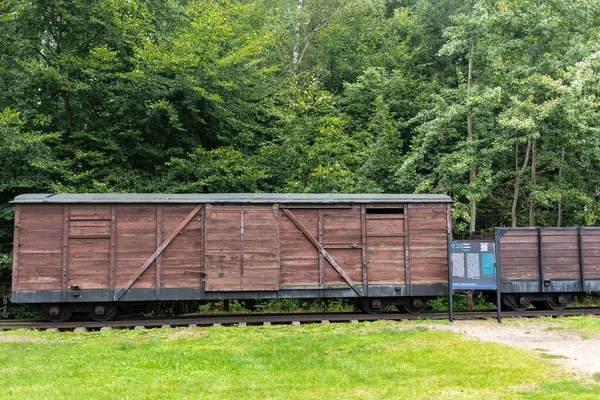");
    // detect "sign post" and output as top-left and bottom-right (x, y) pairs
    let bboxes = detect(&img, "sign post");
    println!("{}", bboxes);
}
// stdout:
(448, 240), (501, 323)
(447, 235), (453, 322)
